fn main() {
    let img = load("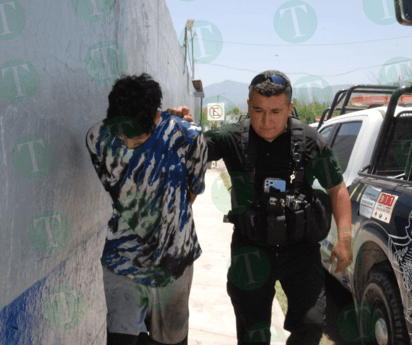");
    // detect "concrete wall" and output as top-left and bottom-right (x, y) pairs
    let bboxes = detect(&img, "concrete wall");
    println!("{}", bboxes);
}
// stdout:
(0, 1), (195, 344)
